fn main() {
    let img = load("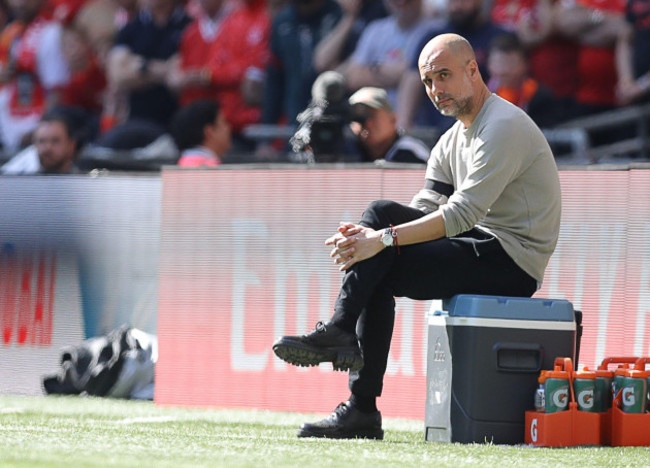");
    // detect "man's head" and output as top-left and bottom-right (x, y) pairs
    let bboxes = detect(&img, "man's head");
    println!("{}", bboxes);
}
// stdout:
(171, 100), (232, 156)
(34, 113), (78, 174)
(139, 0), (176, 15)
(290, 0), (324, 16)
(113, 0), (138, 13)
(385, 0), (422, 27)
(446, 0), (483, 30)
(267, 0), (287, 17)
(487, 33), (528, 90)
(349, 87), (398, 159)
(8, 0), (44, 22)
(199, 0), (225, 17)
(418, 33), (489, 125)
